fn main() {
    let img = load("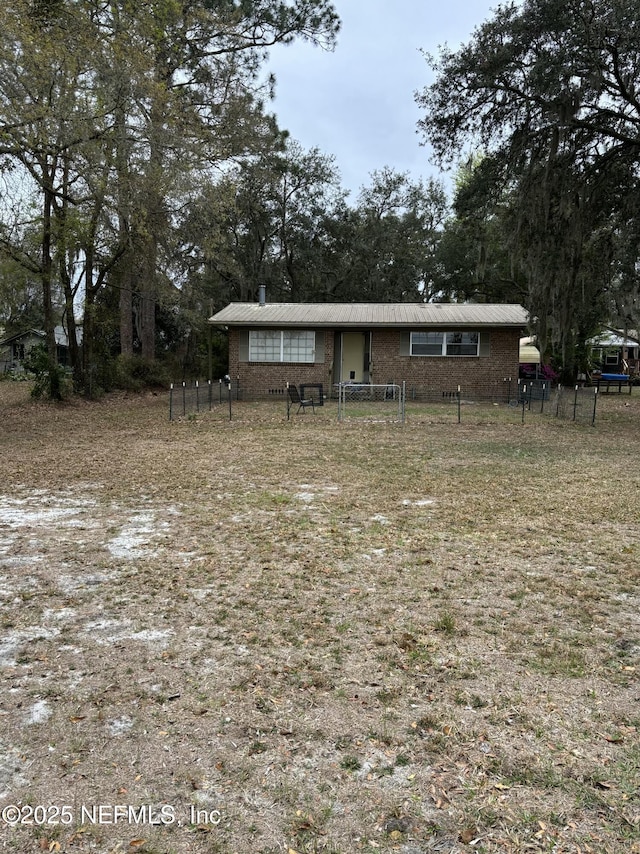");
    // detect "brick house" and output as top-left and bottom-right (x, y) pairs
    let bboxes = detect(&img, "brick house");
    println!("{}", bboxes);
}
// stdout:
(209, 301), (528, 400)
